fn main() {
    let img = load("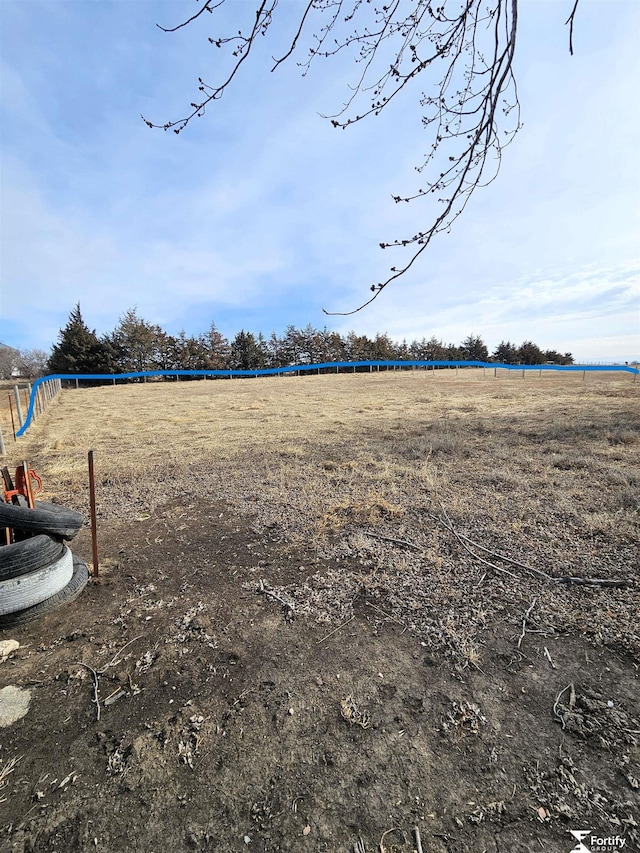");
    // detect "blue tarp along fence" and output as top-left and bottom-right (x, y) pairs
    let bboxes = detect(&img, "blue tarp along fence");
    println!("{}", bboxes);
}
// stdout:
(16, 360), (639, 438)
